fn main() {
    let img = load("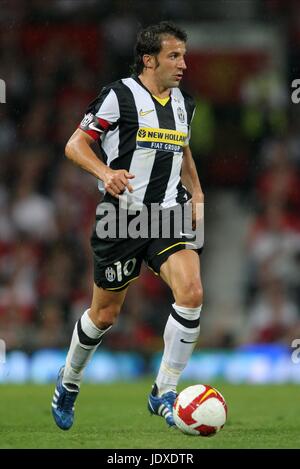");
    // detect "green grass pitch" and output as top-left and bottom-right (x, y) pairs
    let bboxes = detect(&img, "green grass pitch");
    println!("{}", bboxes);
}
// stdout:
(0, 379), (299, 449)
